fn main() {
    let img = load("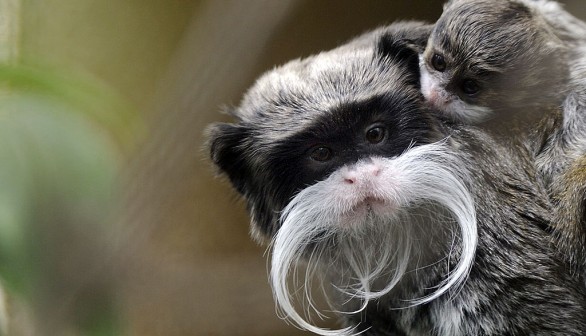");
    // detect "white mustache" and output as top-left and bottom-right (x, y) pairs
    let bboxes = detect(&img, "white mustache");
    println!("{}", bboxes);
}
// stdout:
(269, 141), (477, 335)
